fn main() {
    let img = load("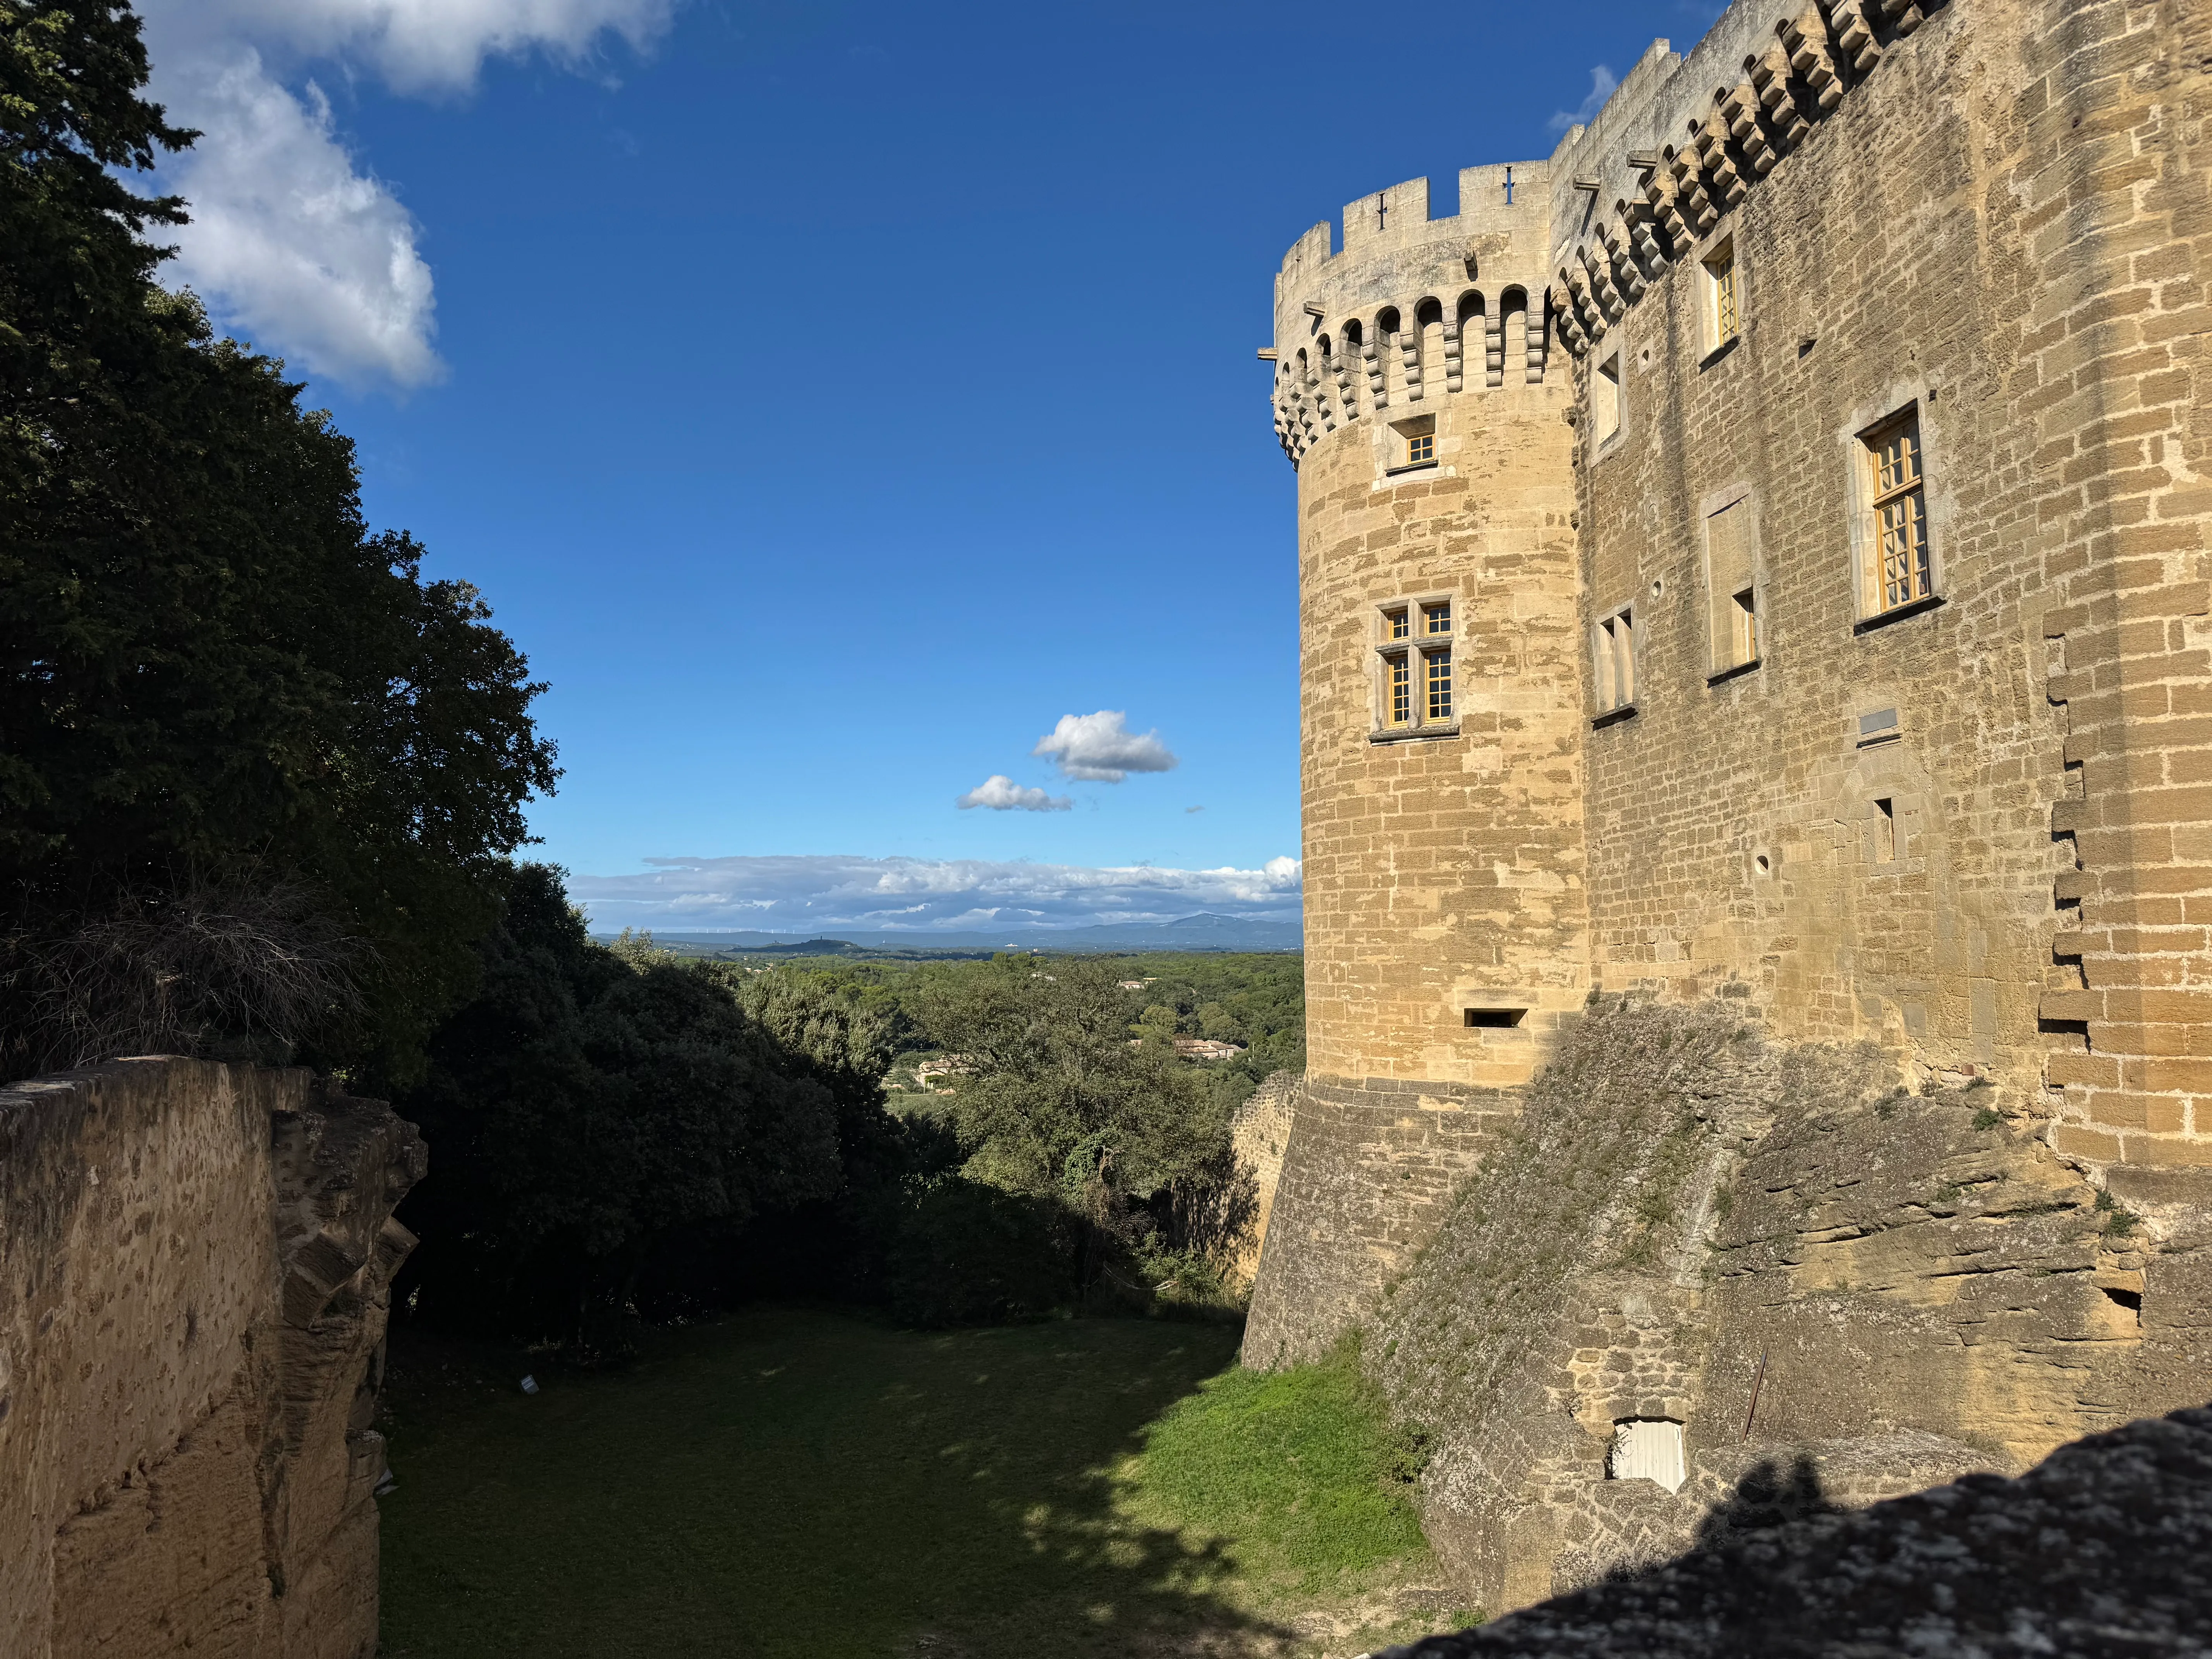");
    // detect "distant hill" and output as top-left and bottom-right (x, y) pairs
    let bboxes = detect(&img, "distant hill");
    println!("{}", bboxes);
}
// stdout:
(591, 912), (1302, 955)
